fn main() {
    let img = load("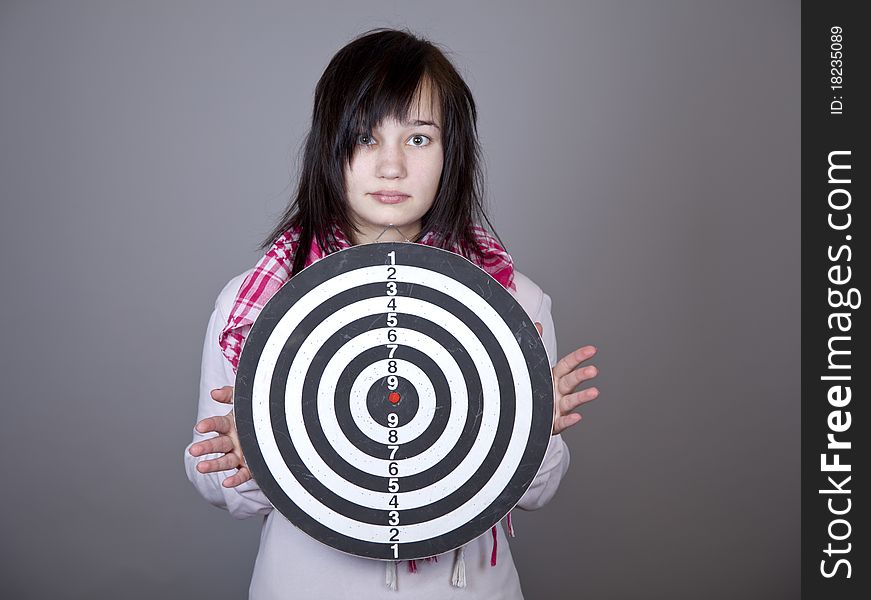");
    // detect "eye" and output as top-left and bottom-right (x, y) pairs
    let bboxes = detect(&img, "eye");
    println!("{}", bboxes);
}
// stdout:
(407, 134), (431, 147)
(356, 133), (375, 146)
